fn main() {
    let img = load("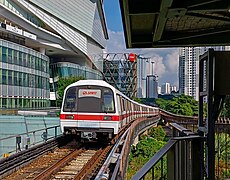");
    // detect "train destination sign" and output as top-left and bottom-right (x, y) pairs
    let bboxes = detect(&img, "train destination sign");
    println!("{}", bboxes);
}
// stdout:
(79, 89), (101, 98)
